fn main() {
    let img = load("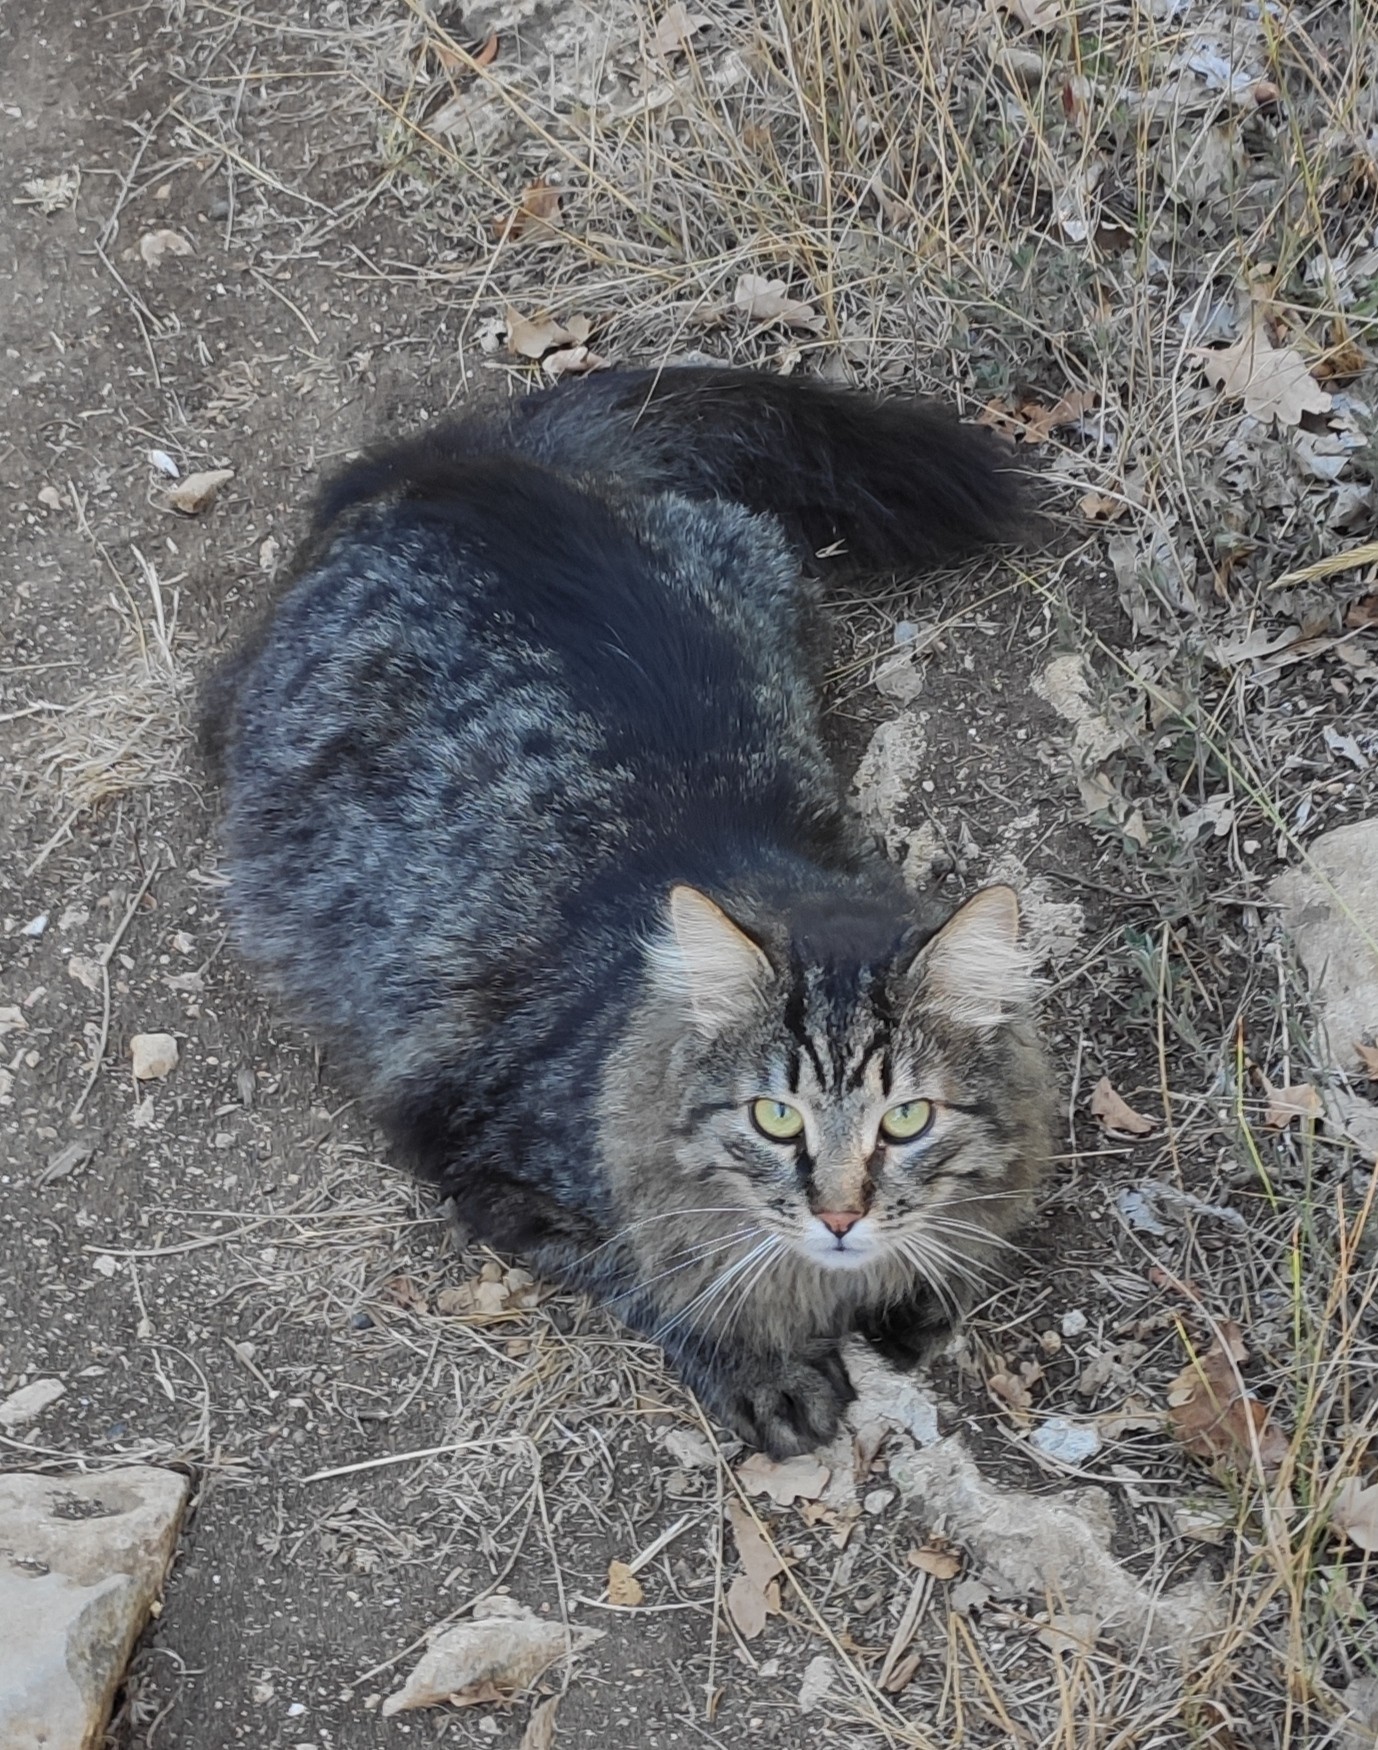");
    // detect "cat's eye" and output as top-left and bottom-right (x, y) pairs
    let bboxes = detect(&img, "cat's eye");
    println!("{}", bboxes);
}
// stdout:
(879, 1100), (934, 1143)
(751, 1098), (805, 1142)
